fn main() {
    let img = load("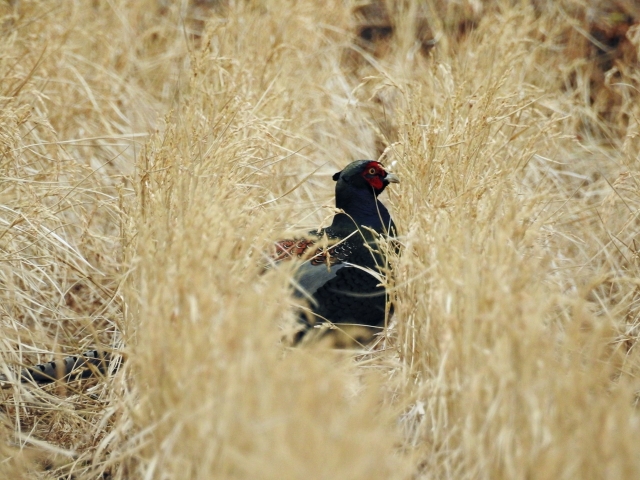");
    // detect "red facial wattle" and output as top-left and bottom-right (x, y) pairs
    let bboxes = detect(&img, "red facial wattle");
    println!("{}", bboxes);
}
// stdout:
(361, 161), (386, 190)
(368, 175), (384, 190)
